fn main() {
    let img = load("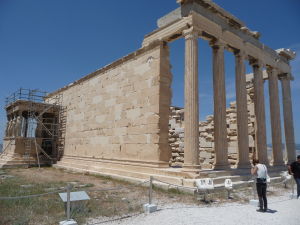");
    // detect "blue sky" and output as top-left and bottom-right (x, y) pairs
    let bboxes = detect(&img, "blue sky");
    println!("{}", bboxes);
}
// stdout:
(0, 0), (299, 145)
